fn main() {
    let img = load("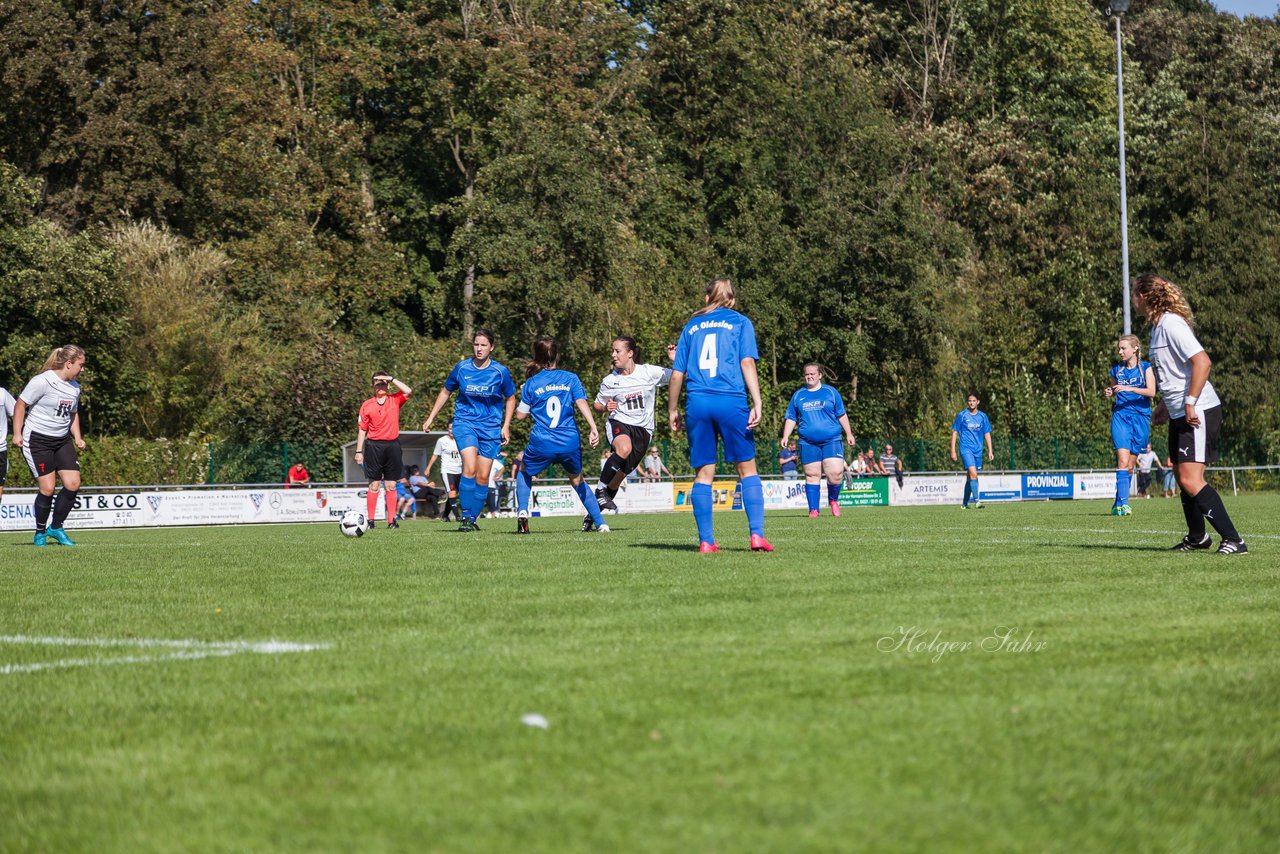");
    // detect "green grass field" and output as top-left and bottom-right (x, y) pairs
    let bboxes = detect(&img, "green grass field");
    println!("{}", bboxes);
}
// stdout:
(3, 497), (1278, 852)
